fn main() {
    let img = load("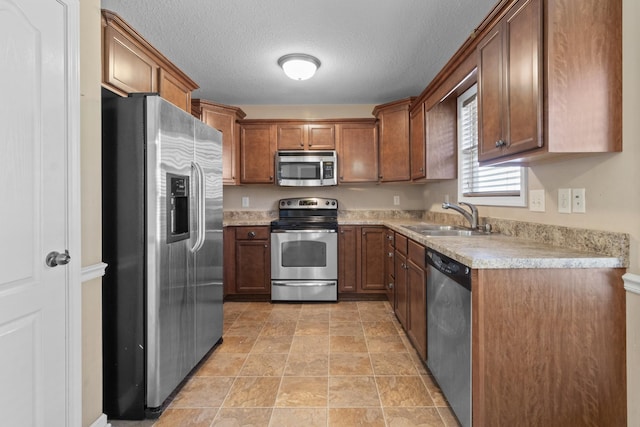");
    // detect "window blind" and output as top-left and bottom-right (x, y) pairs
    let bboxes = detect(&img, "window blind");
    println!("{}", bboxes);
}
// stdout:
(459, 92), (521, 197)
